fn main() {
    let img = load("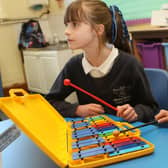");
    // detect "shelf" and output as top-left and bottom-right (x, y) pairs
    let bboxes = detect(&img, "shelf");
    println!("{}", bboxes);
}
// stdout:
(128, 24), (168, 33)
(128, 24), (168, 40)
